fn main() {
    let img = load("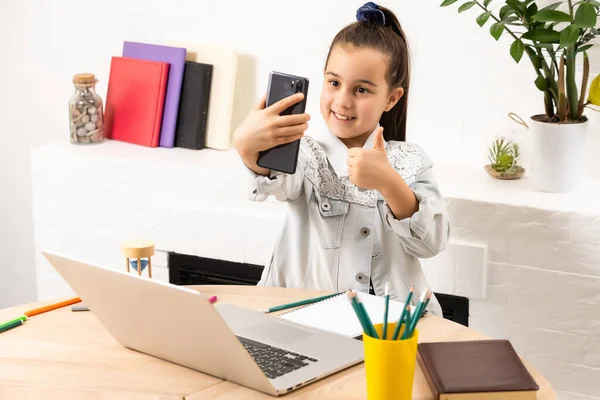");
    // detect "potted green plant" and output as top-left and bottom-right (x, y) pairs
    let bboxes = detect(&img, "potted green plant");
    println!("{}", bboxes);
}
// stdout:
(440, 0), (600, 192)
